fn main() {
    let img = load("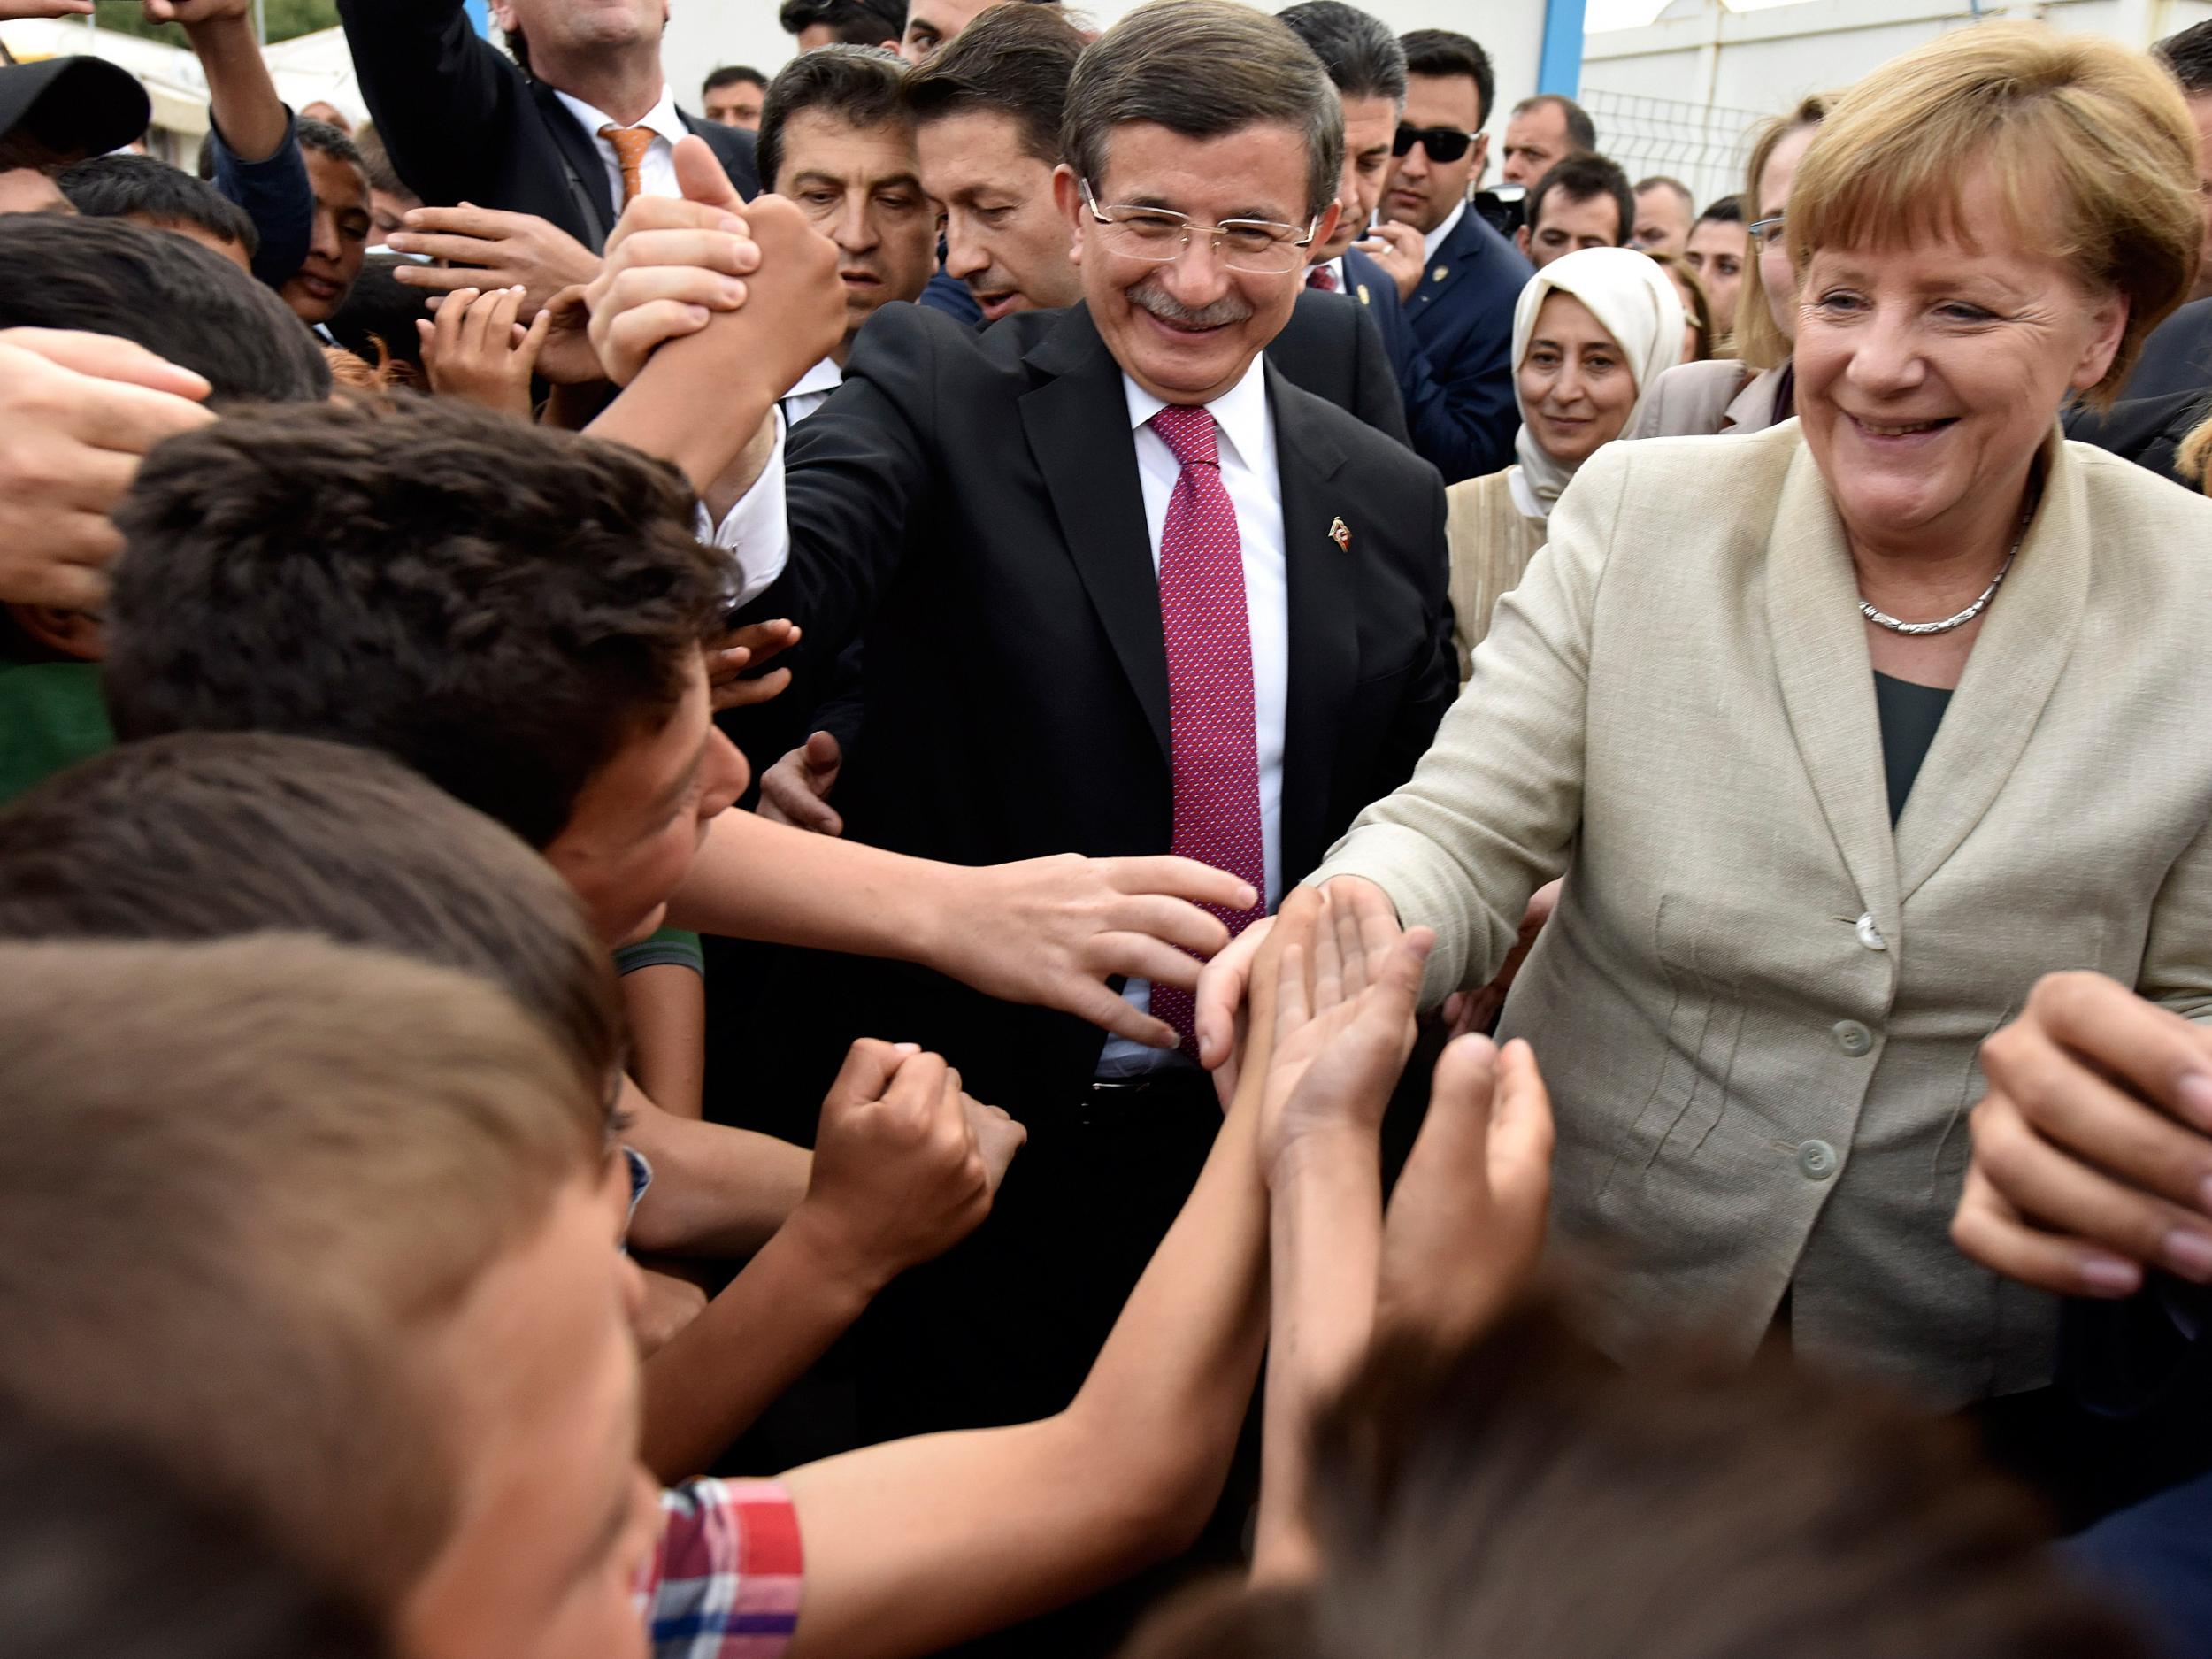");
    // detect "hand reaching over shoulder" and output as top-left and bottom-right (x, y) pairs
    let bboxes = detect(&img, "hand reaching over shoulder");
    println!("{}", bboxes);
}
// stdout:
(1260, 887), (1434, 1182)
(1376, 1033), (1553, 1351)
(1953, 972), (2212, 1298)
(781, 1038), (1024, 1296)
(387, 204), (601, 318)
(417, 285), (550, 421)
(0, 328), (213, 610)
